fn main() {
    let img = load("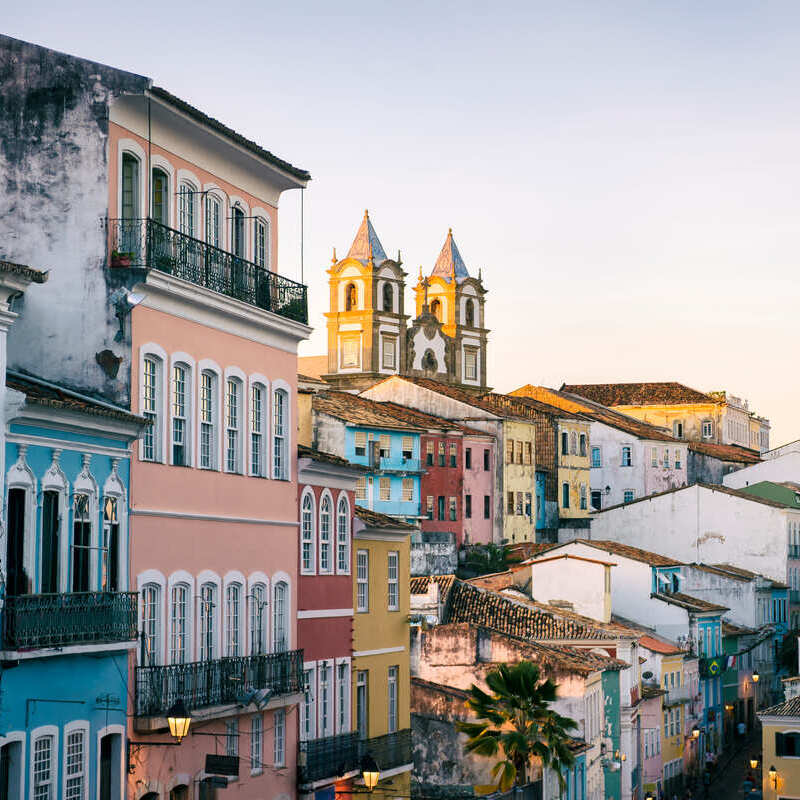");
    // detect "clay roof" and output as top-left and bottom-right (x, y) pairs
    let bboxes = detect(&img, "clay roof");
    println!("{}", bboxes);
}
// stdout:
(298, 444), (368, 470)
(651, 591), (728, 614)
(544, 539), (684, 567)
(346, 210), (388, 263)
(688, 441), (761, 464)
(482, 392), (586, 423)
(560, 382), (716, 408)
(723, 621), (755, 636)
(640, 634), (685, 655)
(148, 86), (309, 182)
(759, 696), (800, 718)
(409, 574), (457, 595)
(0, 259), (48, 283)
(376, 401), (490, 438)
(507, 542), (561, 562)
(312, 391), (425, 431)
(431, 229), (470, 281)
(7, 370), (146, 425)
(298, 356), (329, 381)
(354, 505), (416, 531)
(705, 563), (787, 588)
